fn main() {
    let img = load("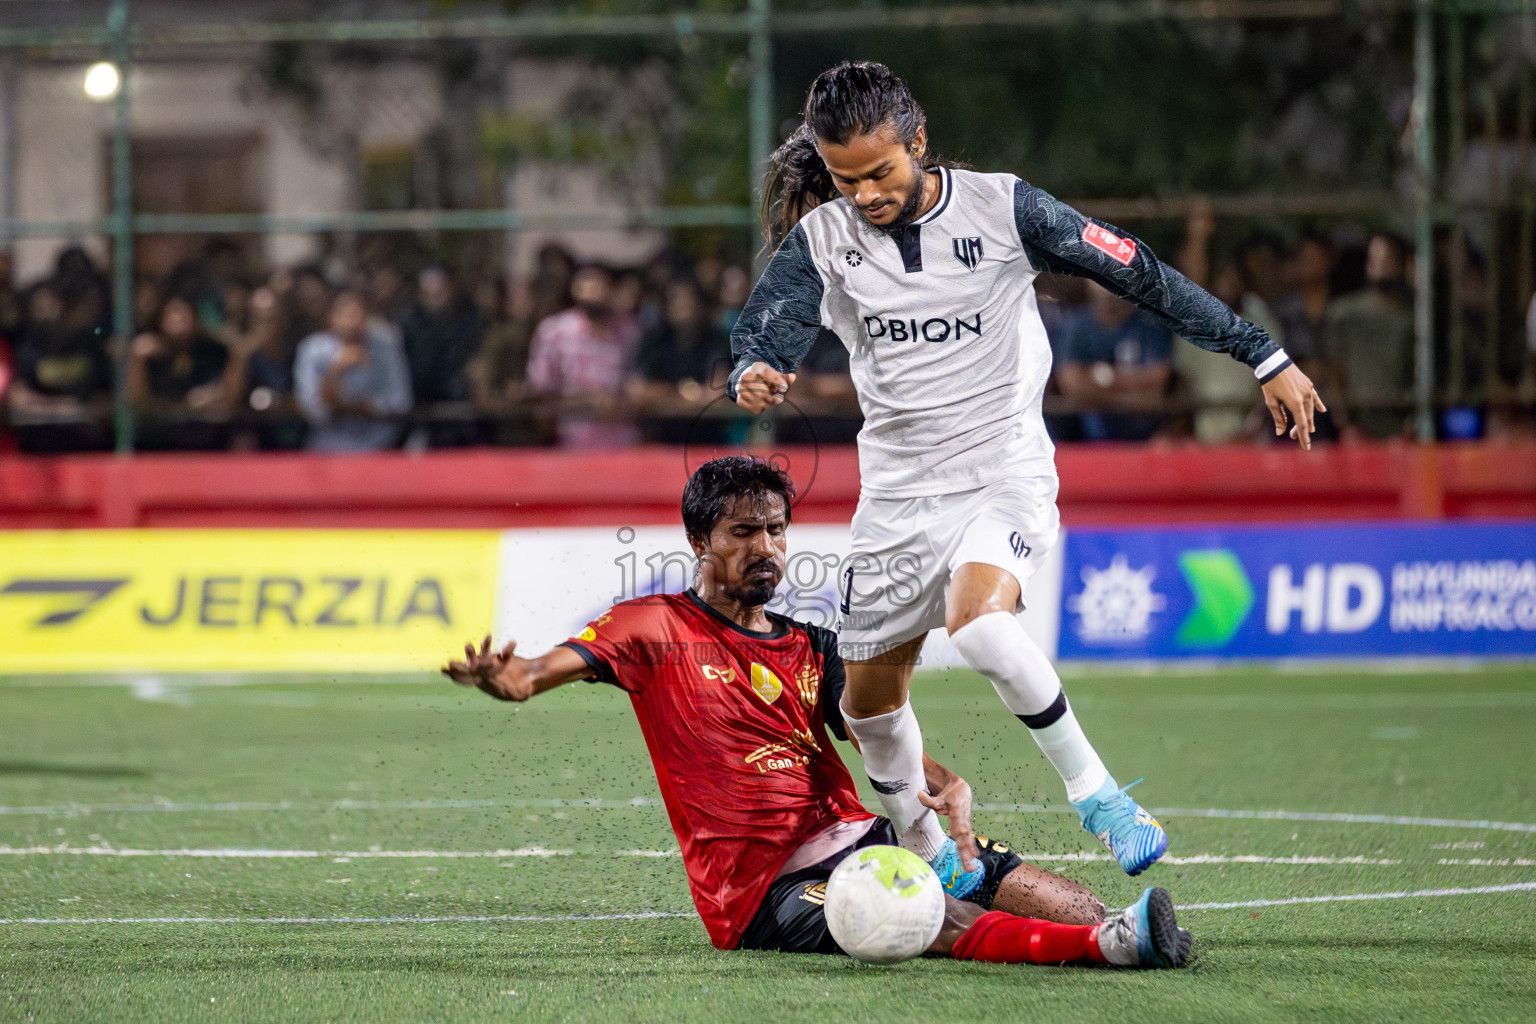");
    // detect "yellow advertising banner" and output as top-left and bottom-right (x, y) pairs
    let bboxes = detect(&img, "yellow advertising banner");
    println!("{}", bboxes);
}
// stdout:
(0, 530), (499, 673)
